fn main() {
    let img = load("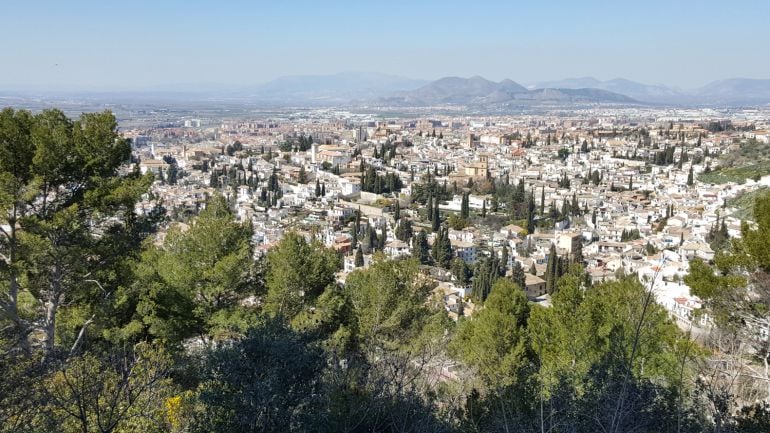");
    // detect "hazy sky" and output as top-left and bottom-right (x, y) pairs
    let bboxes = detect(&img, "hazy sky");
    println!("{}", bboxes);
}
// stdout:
(2, 0), (768, 90)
